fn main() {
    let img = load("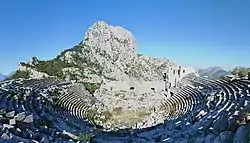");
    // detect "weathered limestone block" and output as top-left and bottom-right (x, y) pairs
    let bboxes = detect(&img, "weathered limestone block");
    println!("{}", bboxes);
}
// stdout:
(14, 112), (26, 121)
(5, 111), (15, 118)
